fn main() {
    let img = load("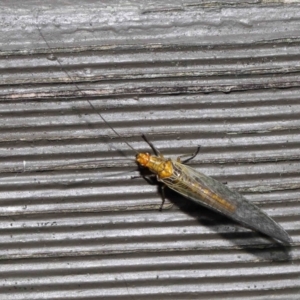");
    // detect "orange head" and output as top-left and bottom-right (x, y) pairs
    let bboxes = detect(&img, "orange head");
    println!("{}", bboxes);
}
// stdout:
(136, 152), (151, 167)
